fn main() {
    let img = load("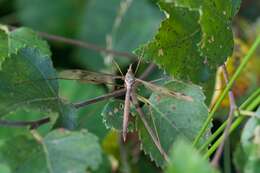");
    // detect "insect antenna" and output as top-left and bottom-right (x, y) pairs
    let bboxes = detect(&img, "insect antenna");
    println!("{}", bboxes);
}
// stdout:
(134, 57), (141, 75)
(112, 59), (124, 78)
